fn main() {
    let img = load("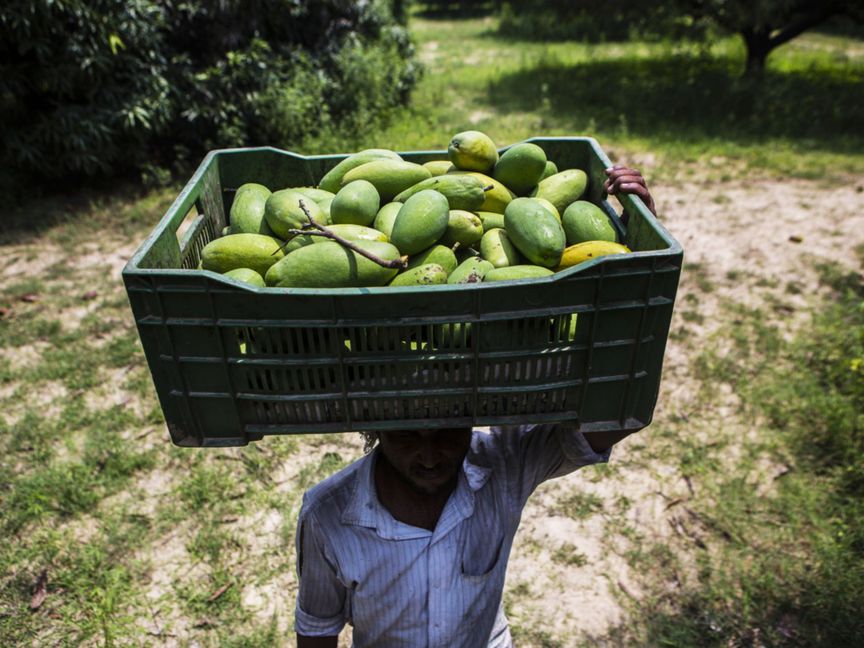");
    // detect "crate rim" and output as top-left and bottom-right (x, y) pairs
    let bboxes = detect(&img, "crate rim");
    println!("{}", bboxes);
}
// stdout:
(123, 137), (683, 295)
